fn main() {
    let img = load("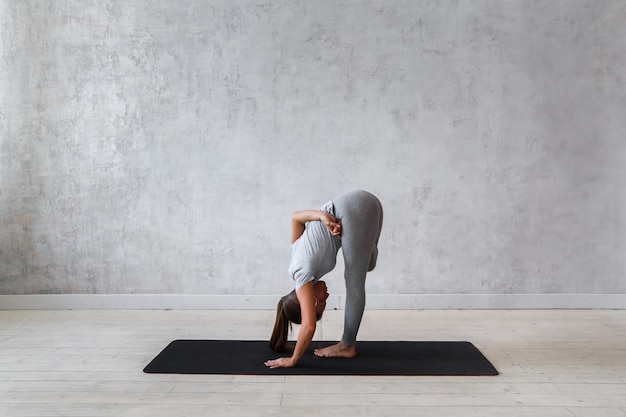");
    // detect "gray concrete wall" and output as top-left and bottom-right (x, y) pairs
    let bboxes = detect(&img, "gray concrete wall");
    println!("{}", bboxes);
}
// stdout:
(1, 1), (625, 302)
